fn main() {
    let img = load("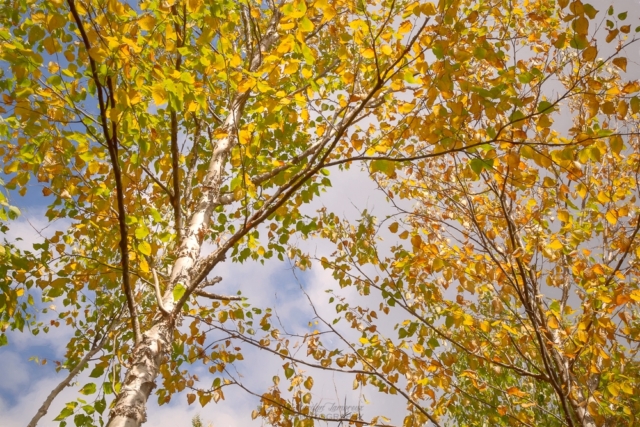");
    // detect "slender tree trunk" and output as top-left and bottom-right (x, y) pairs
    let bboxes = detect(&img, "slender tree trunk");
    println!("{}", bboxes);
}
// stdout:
(106, 320), (173, 427)
(28, 340), (106, 427)
(104, 11), (282, 426)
